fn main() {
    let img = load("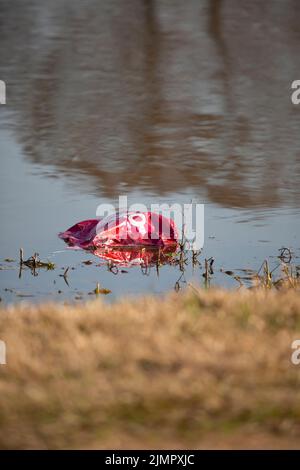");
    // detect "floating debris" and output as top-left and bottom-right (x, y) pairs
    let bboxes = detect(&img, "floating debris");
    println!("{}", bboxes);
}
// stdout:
(222, 270), (235, 276)
(59, 211), (178, 249)
(19, 248), (55, 271)
(90, 282), (111, 295)
(0, 264), (15, 271)
(16, 293), (35, 298)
